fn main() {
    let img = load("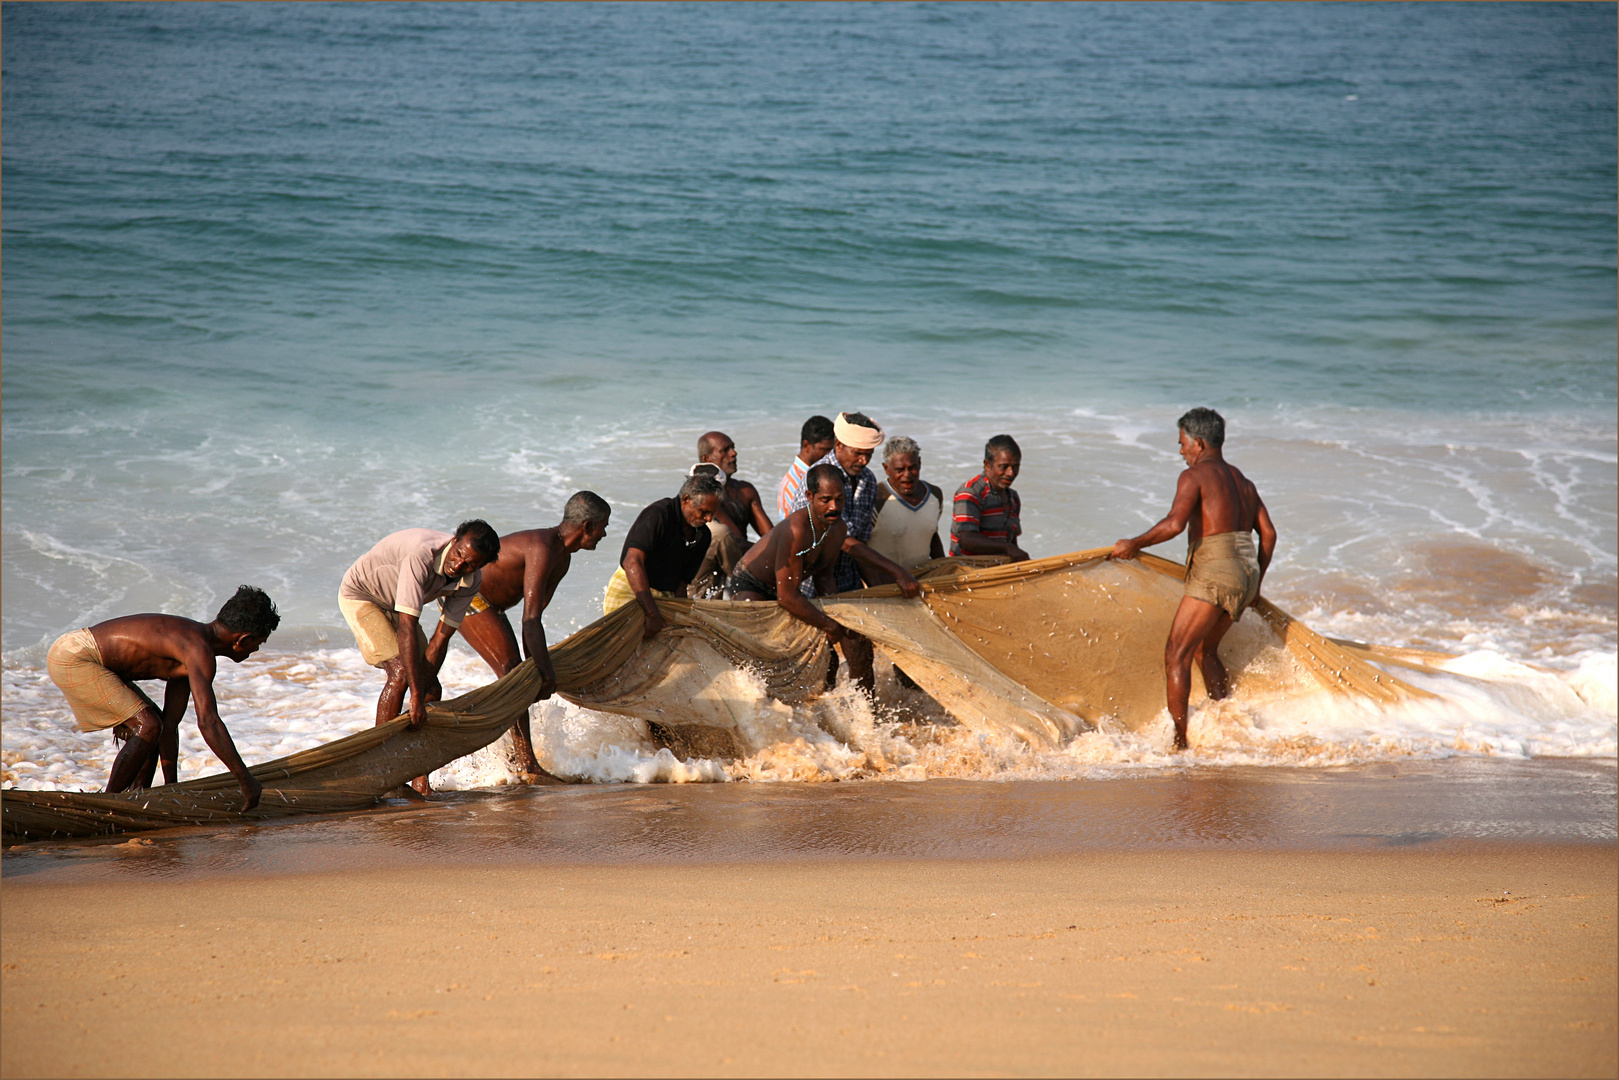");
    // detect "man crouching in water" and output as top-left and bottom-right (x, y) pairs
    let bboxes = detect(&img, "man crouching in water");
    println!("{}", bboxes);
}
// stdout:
(729, 463), (921, 693)
(1110, 408), (1277, 751)
(46, 585), (281, 811)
